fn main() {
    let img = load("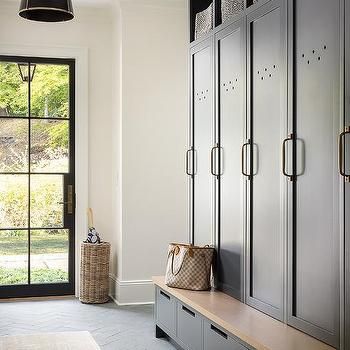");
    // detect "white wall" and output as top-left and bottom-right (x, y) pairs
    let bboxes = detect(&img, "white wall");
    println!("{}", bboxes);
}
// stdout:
(111, 0), (188, 304)
(0, 0), (188, 304)
(0, 0), (115, 247)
